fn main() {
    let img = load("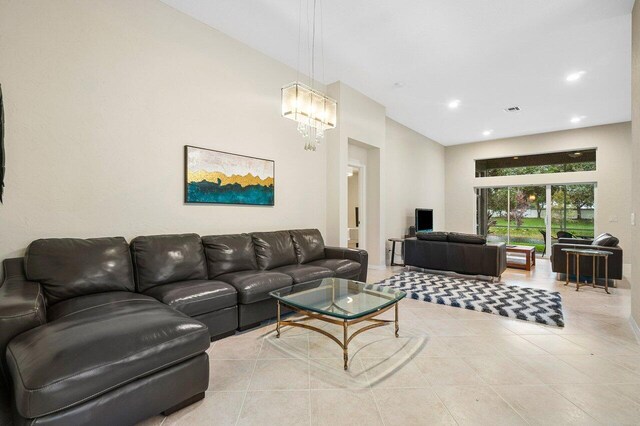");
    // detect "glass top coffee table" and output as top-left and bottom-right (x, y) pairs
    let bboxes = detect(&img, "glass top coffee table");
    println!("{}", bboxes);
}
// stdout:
(270, 278), (406, 370)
